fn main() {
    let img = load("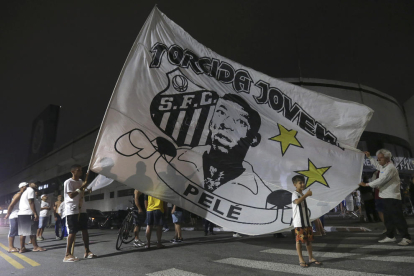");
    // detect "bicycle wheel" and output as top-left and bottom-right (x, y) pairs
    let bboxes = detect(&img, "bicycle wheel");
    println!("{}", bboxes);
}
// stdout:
(115, 223), (125, 250)
(122, 214), (135, 244)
